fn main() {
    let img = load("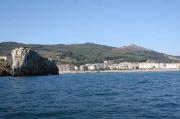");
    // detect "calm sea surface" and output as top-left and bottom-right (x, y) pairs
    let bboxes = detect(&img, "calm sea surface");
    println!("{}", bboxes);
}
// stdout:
(0, 72), (180, 119)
